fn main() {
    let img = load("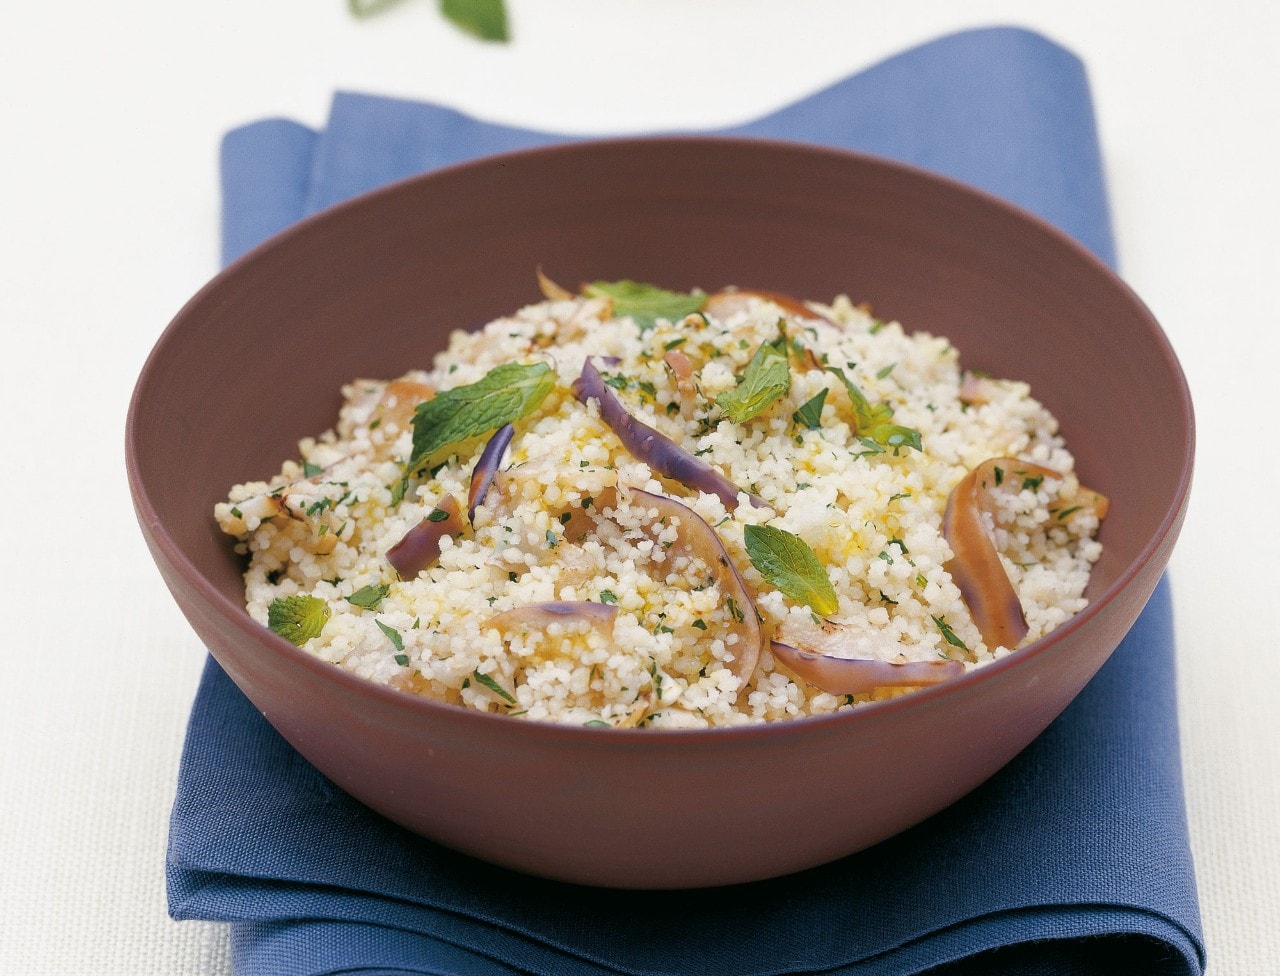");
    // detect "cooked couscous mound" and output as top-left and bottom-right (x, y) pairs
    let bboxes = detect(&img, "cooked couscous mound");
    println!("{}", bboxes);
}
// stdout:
(215, 283), (1103, 728)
